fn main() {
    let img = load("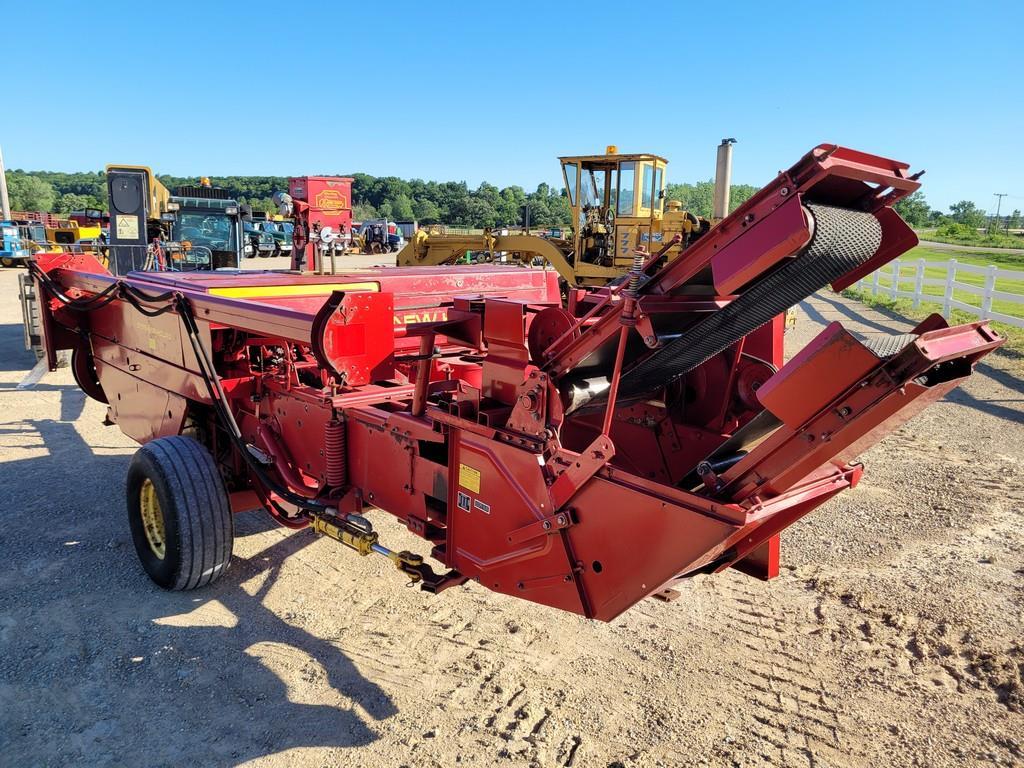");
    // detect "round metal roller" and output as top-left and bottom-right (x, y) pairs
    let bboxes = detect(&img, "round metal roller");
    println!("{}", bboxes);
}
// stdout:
(572, 204), (884, 411)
